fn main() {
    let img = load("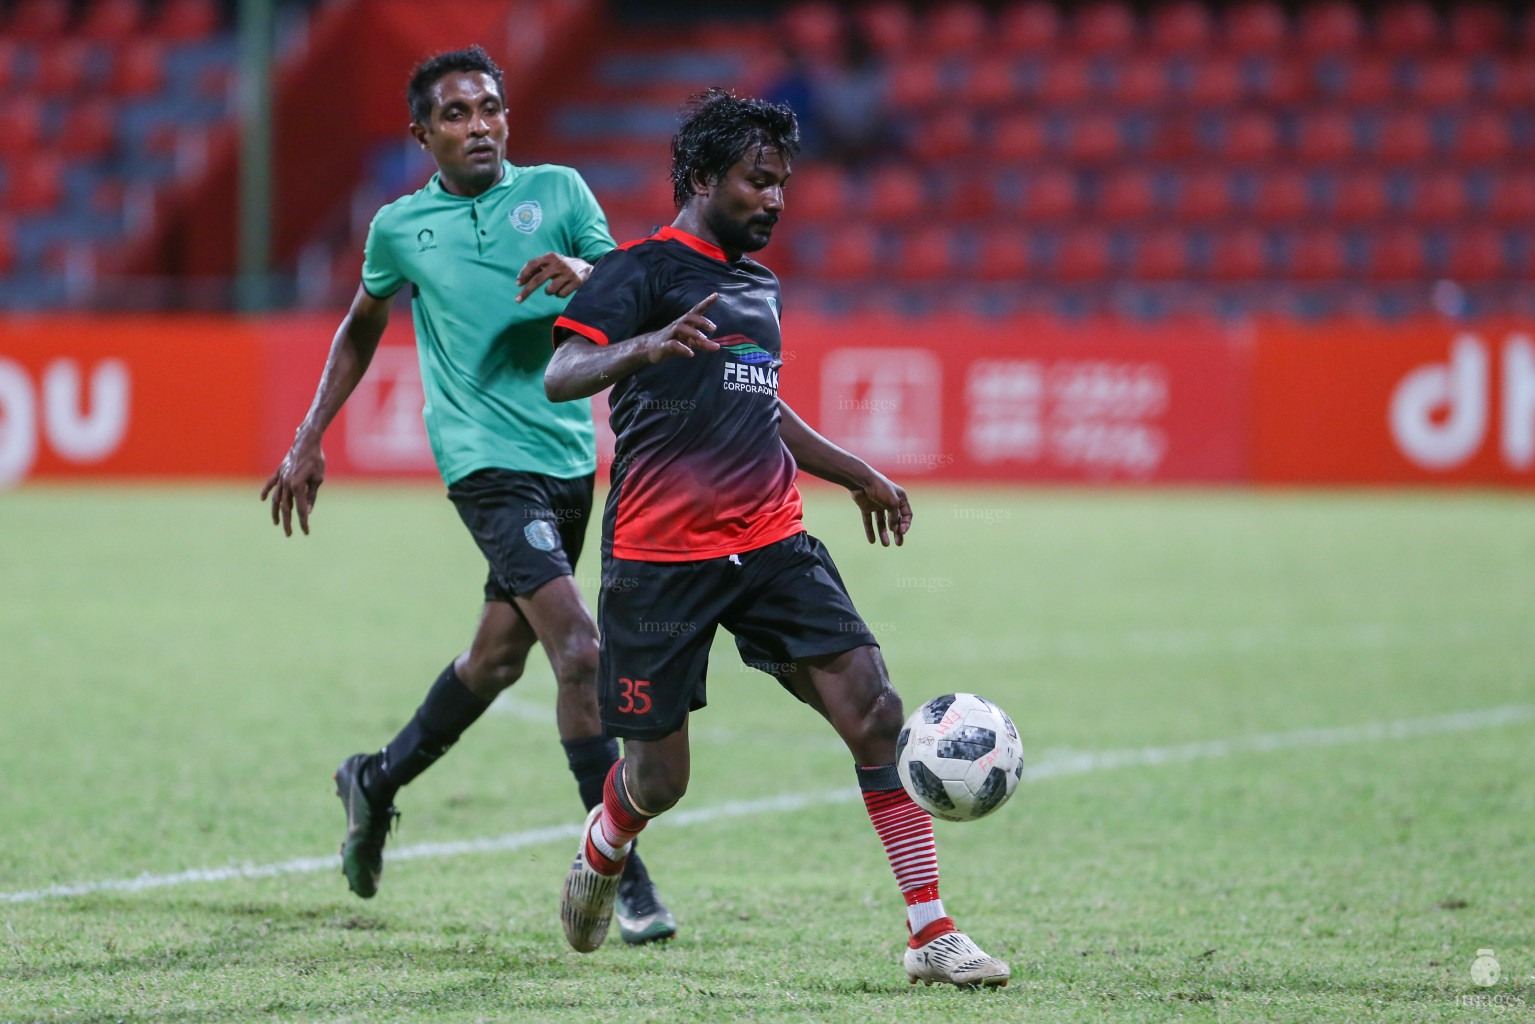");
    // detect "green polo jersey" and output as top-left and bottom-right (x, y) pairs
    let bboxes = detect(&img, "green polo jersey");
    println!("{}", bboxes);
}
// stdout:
(361, 161), (614, 485)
